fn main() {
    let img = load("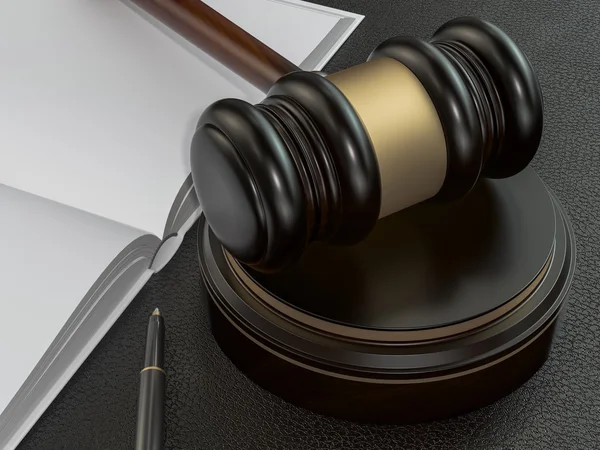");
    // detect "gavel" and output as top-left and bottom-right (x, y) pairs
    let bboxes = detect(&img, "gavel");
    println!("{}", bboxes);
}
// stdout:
(133, 1), (543, 272)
